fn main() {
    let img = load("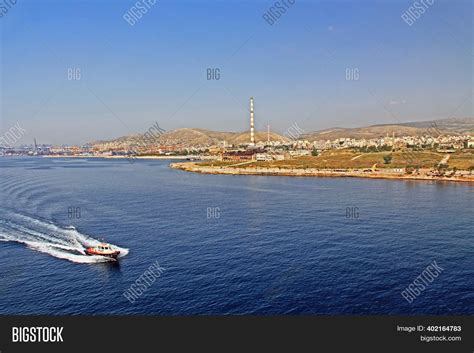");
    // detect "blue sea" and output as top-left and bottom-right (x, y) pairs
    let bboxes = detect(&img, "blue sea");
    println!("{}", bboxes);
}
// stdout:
(0, 157), (472, 315)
